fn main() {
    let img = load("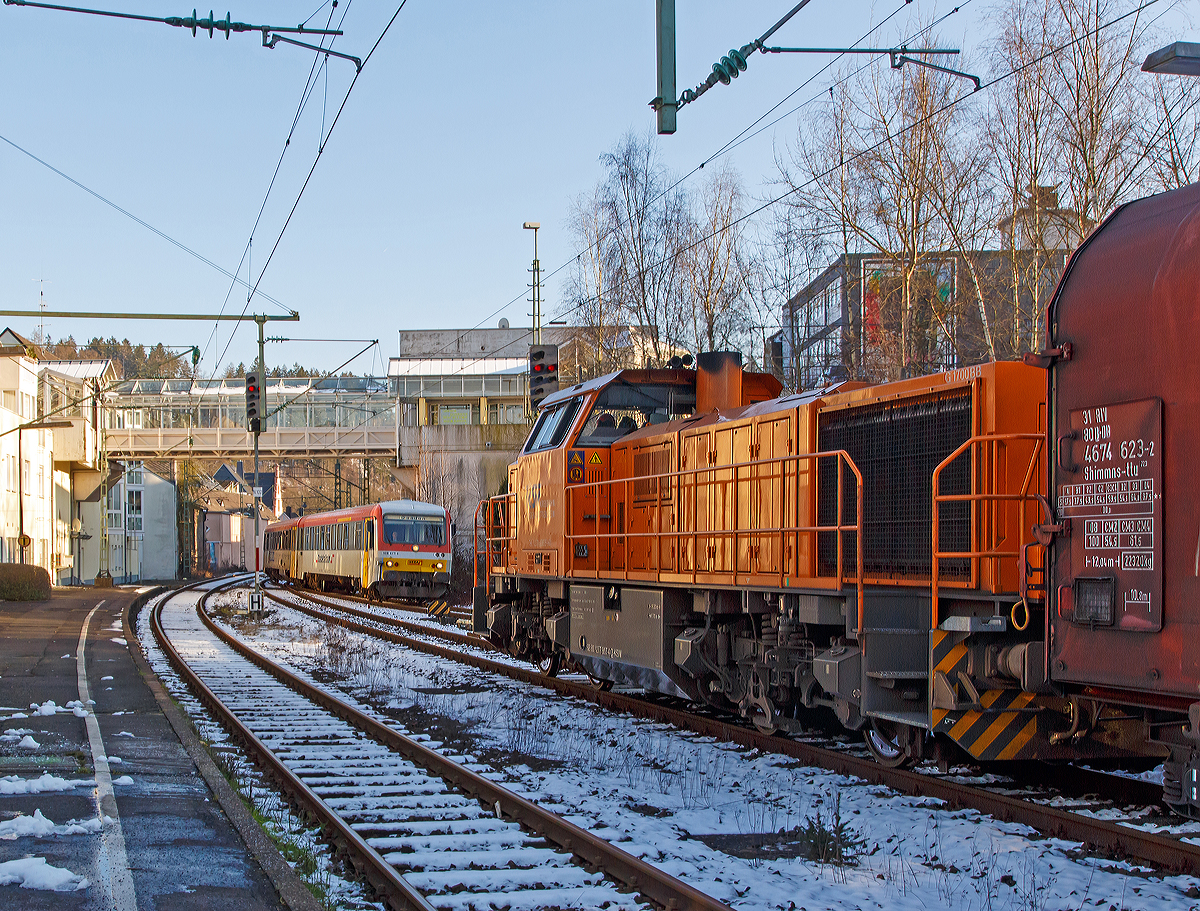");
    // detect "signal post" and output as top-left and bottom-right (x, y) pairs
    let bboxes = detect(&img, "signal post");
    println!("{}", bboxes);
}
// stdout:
(246, 317), (266, 616)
